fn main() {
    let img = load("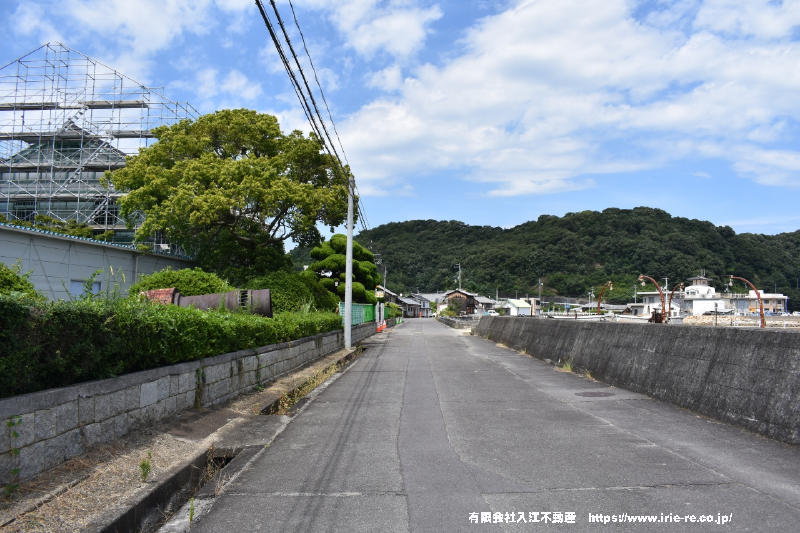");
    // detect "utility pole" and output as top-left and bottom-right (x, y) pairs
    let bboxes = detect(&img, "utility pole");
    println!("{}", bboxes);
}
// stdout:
(344, 177), (354, 349)
(538, 277), (543, 316)
(456, 263), (462, 290)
